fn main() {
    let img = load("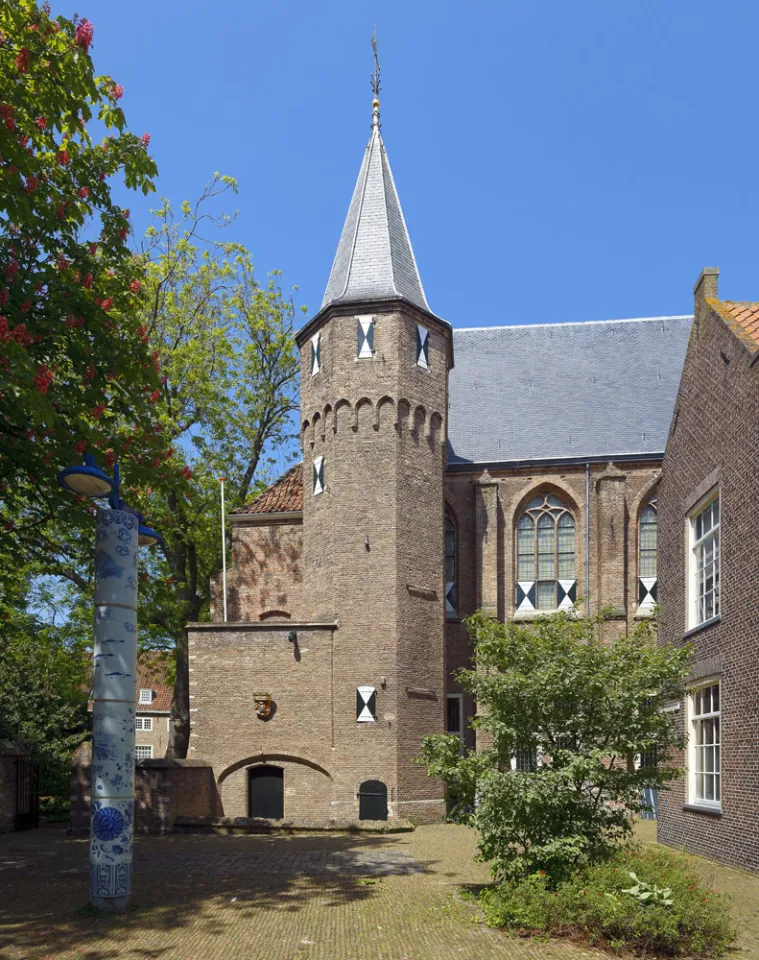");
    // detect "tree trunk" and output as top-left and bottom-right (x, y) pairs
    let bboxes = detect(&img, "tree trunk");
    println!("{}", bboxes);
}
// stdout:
(165, 627), (190, 758)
